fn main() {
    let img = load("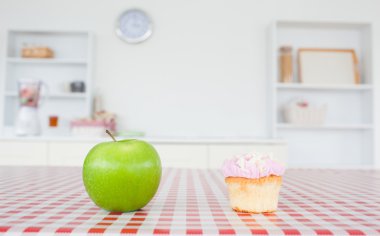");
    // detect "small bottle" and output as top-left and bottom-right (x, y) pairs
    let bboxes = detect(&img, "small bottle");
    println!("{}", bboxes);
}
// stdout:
(49, 115), (59, 127)
(279, 46), (293, 83)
